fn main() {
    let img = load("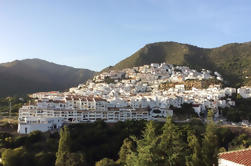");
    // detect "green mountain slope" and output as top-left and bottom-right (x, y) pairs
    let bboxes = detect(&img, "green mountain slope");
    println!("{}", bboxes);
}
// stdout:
(111, 41), (251, 87)
(0, 59), (95, 97)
